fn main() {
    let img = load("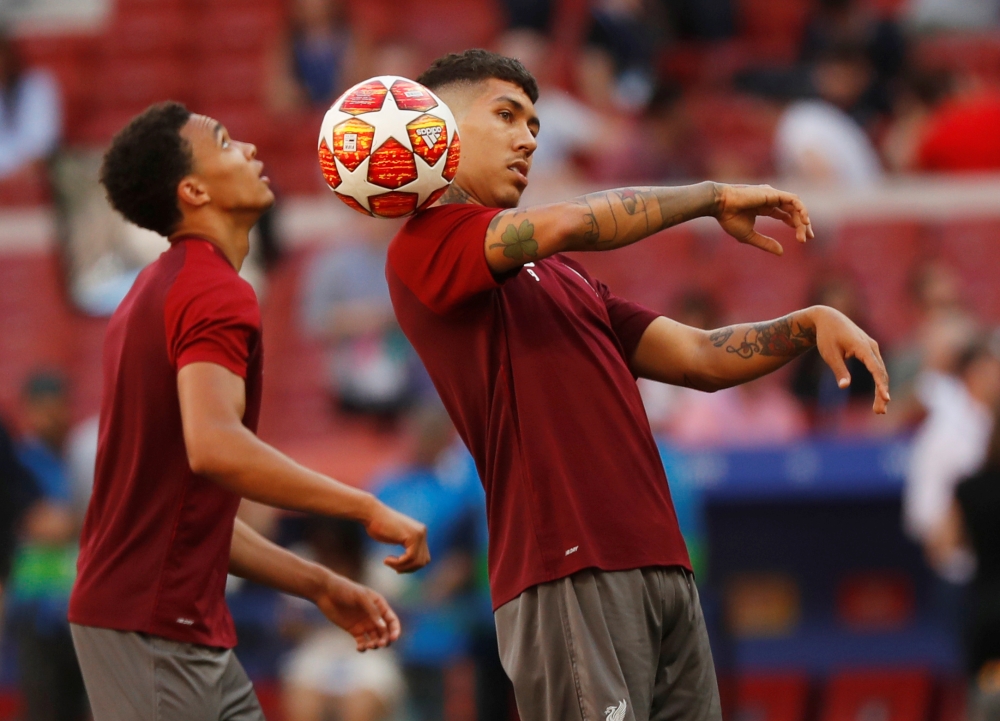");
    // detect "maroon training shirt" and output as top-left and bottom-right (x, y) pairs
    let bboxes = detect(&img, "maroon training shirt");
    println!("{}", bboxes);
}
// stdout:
(386, 204), (691, 610)
(69, 237), (263, 648)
